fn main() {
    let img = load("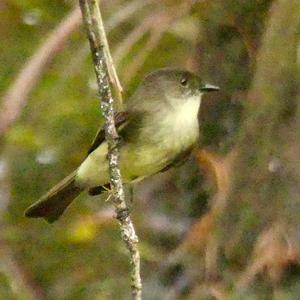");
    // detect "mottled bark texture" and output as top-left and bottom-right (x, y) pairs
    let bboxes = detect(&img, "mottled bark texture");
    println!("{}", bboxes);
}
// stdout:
(78, 1), (142, 299)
